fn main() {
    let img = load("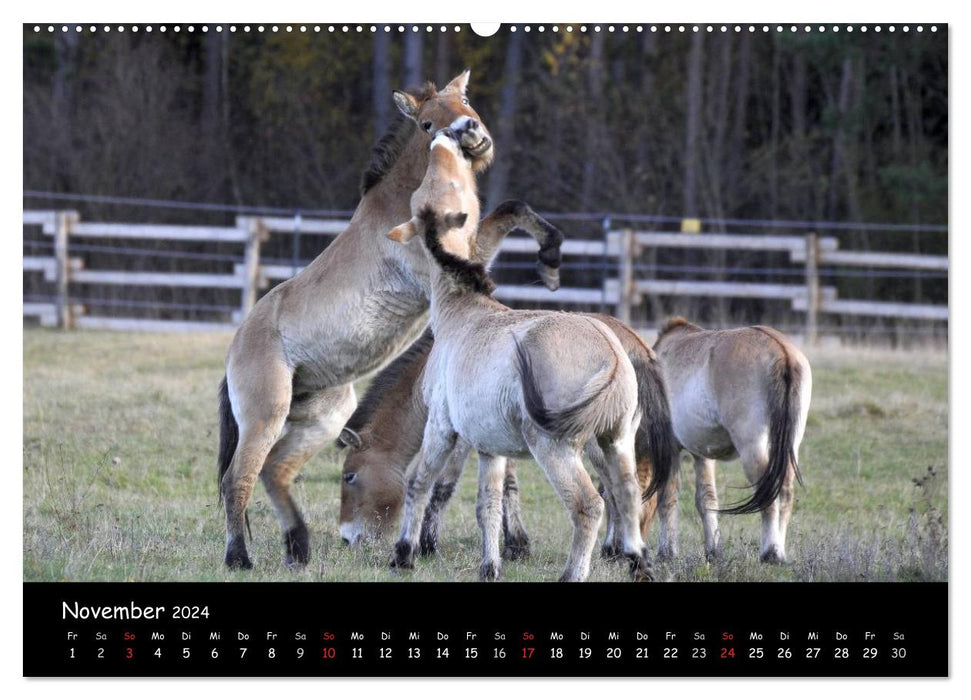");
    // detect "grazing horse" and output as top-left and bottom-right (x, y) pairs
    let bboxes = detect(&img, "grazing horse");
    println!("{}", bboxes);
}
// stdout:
(384, 130), (662, 581)
(216, 72), (563, 570)
(648, 317), (812, 563)
(336, 314), (677, 562)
